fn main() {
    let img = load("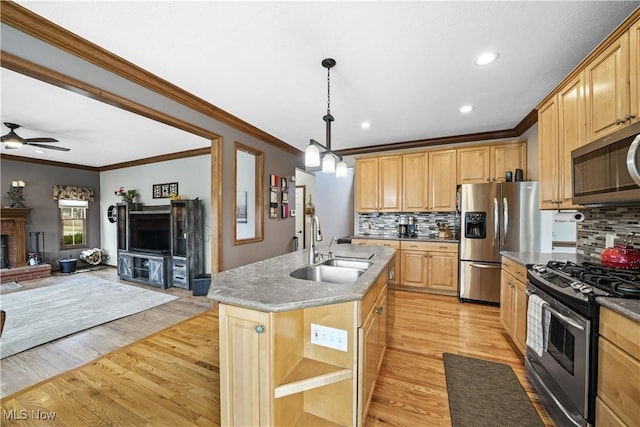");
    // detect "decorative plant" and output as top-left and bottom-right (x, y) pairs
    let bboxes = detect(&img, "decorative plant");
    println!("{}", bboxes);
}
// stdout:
(114, 186), (138, 203)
